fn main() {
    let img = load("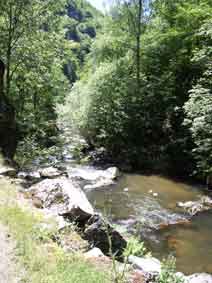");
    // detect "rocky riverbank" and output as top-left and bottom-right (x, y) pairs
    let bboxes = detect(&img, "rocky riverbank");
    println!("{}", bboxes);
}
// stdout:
(1, 159), (212, 283)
